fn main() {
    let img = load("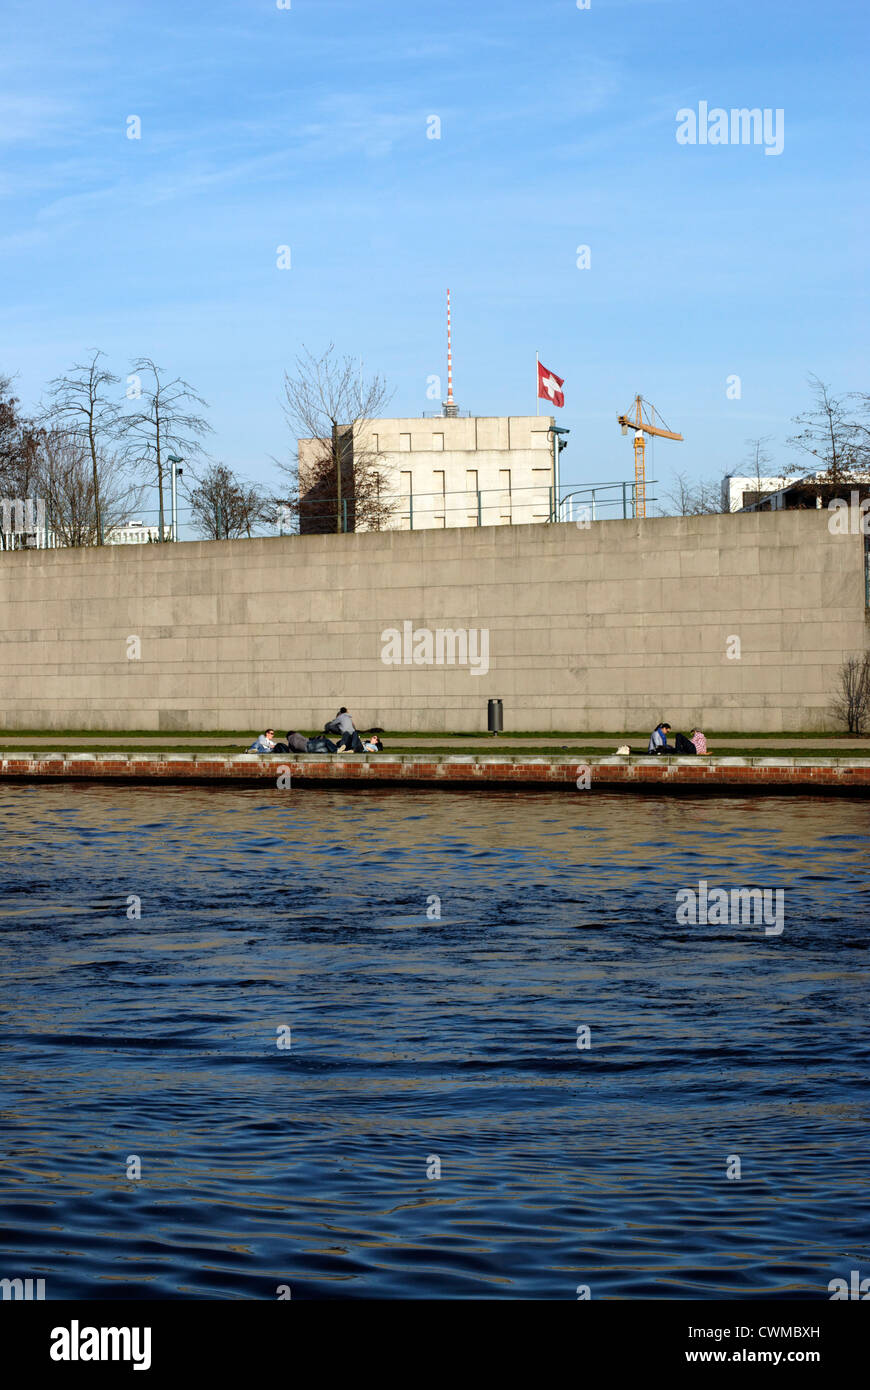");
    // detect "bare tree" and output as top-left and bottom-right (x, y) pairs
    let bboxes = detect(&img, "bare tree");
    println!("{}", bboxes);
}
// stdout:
(278, 345), (394, 534)
(845, 391), (870, 474)
(124, 359), (212, 542)
(832, 653), (870, 734)
(38, 429), (145, 548)
(0, 372), (43, 499)
(721, 435), (796, 510)
(188, 462), (268, 539)
(351, 461), (399, 532)
(44, 351), (124, 544)
(659, 471), (723, 516)
(788, 375), (864, 484)
(743, 435), (775, 490)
